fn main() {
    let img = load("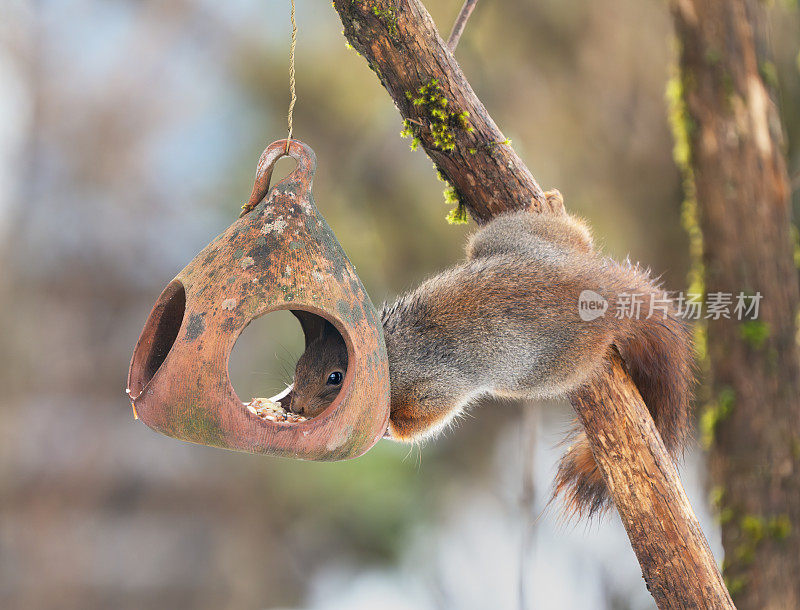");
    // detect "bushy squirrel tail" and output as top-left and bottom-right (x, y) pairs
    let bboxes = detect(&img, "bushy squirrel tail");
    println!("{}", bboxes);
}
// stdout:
(555, 273), (694, 517)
